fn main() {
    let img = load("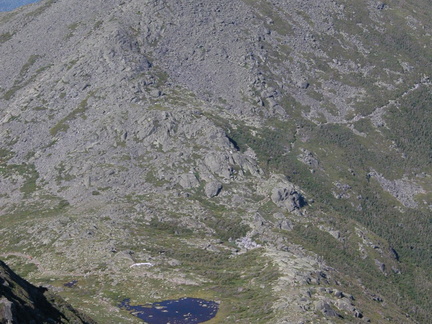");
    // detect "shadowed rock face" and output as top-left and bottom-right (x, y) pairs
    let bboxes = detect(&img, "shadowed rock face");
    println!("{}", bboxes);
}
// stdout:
(0, 260), (95, 324)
